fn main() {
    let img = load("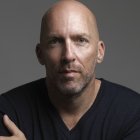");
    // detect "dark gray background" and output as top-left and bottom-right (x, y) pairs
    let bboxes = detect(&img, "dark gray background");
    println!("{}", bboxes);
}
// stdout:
(0, 0), (140, 94)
